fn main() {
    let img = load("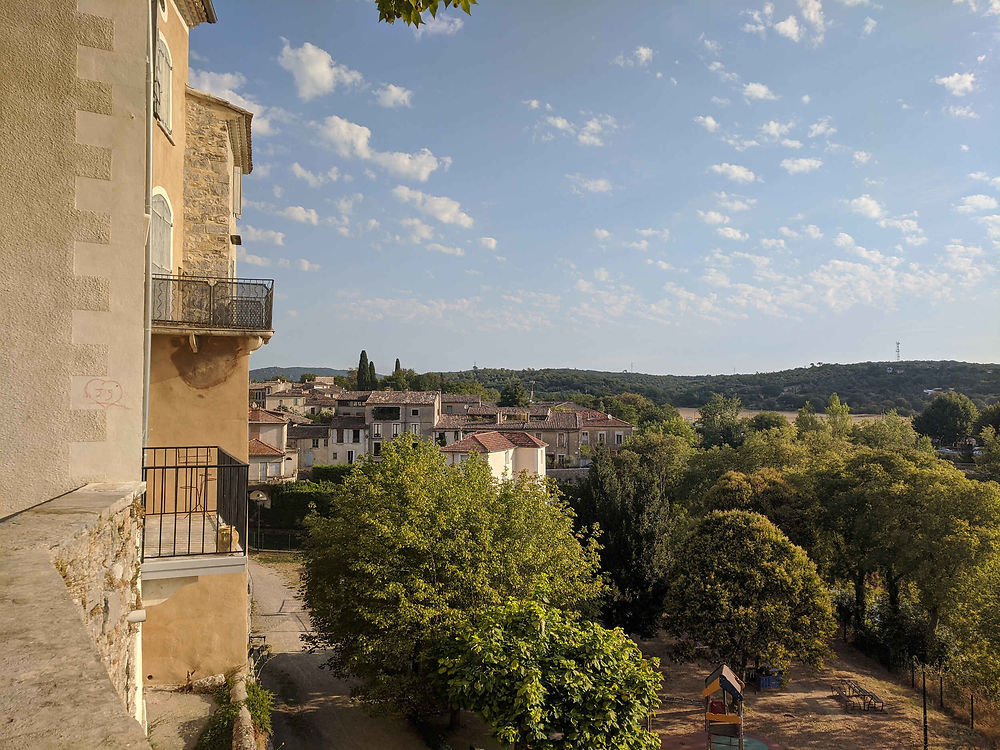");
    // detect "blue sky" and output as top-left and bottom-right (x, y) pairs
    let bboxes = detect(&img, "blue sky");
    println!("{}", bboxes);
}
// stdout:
(191, 0), (1000, 376)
